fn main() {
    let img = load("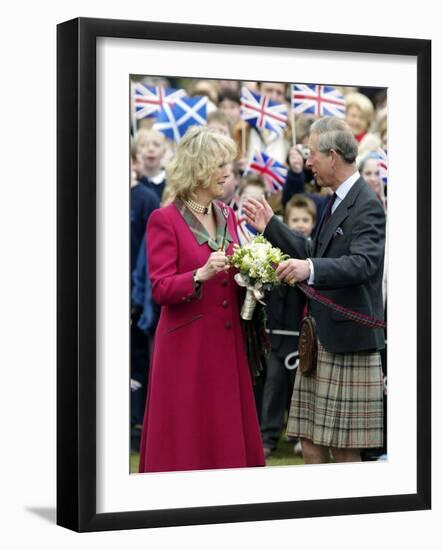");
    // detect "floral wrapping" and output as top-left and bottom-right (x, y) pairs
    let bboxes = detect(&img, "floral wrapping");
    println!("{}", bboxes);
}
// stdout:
(243, 302), (269, 383)
(229, 236), (288, 382)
